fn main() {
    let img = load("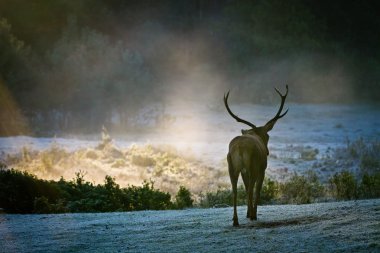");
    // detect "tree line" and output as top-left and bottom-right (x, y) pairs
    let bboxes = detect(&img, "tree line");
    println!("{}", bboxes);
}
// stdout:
(0, 169), (193, 214)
